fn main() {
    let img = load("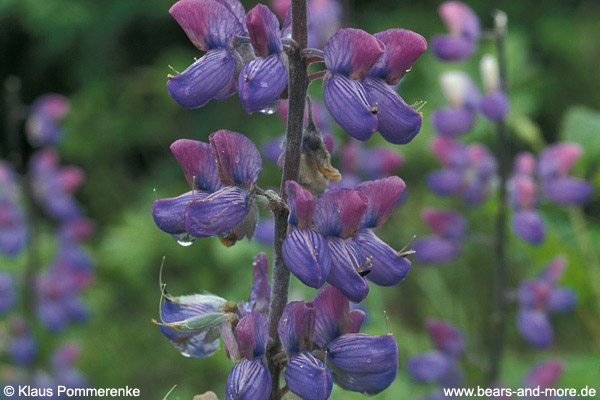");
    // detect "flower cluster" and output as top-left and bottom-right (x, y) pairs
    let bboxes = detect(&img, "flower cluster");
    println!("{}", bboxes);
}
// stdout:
(427, 136), (497, 206)
(152, 130), (262, 247)
(282, 177), (411, 302)
(509, 144), (592, 245)
(157, 258), (398, 399)
(407, 319), (465, 399)
(1, 93), (93, 391)
(412, 208), (467, 264)
(516, 256), (576, 348)
(167, 0), (428, 144)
